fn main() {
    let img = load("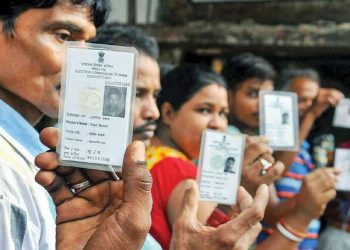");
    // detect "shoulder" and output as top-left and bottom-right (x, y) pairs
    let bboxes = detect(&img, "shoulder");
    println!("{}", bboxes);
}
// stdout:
(150, 157), (197, 204)
(151, 157), (197, 180)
